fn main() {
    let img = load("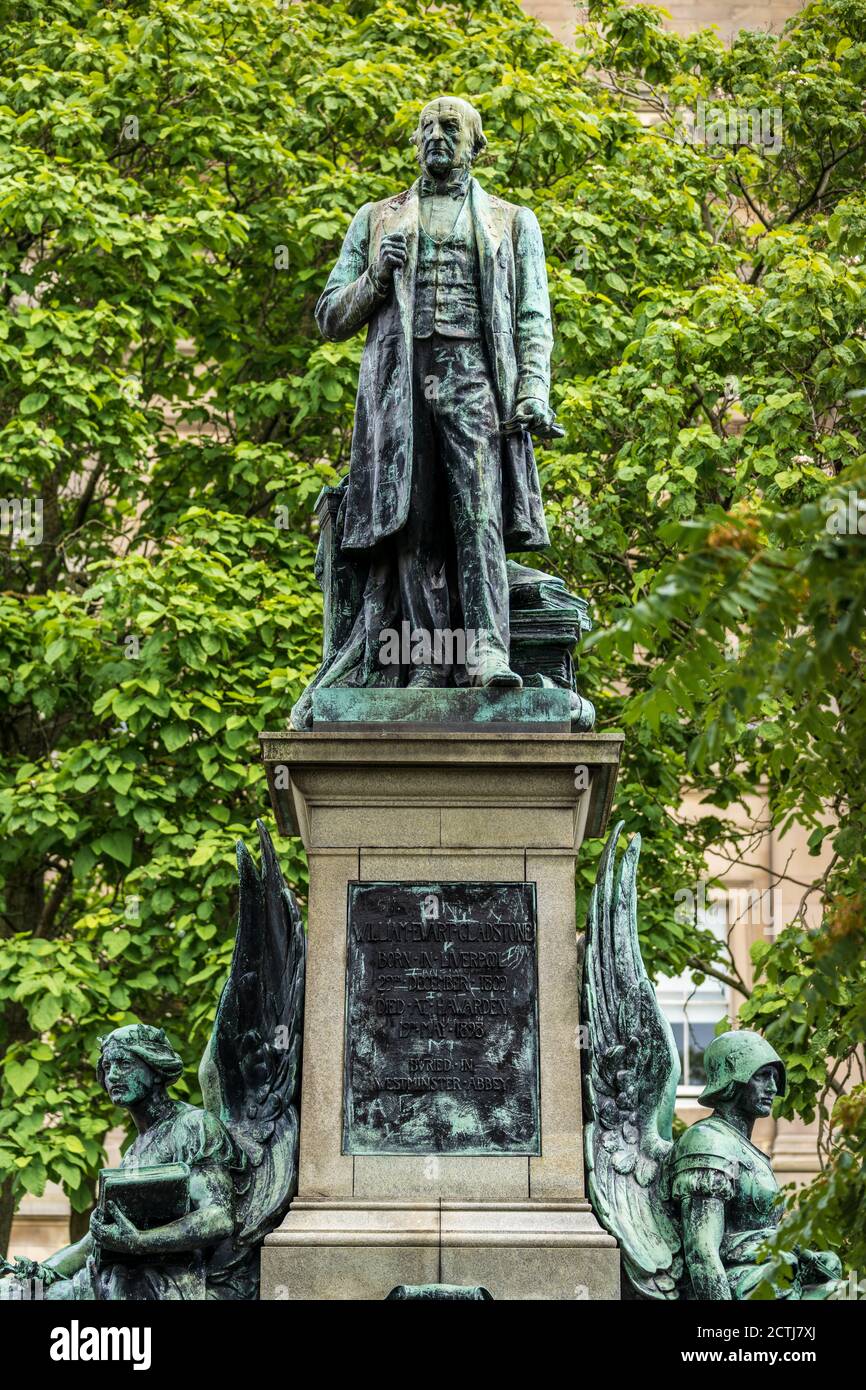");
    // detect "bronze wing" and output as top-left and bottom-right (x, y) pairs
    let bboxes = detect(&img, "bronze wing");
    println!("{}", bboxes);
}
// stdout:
(198, 820), (305, 1249)
(581, 822), (683, 1298)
